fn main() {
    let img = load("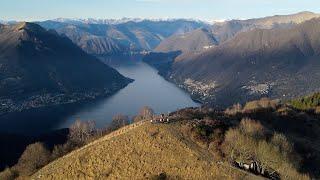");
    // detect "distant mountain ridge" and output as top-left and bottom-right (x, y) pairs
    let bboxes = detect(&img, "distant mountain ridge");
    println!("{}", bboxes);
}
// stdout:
(211, 11), (320, 43)
(0, 22), (132, 114)
(155, 11), (320, 53)
(155, 28), (218, 53)
(37, 20), (205, 55)
(146, 16), (320, 107)
(52, 18), (205, 25)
